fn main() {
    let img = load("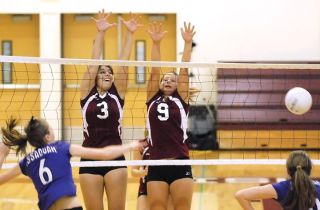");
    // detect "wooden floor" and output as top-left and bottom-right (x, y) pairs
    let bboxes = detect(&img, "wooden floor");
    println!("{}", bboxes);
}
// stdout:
(0, 174), (268, 210)
(1, 150), (320, 210)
